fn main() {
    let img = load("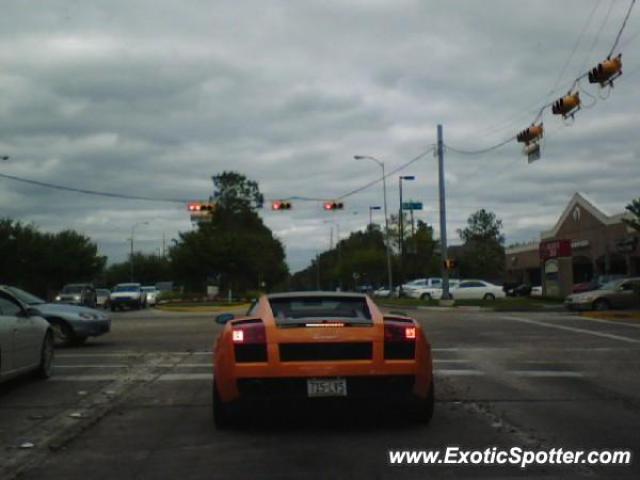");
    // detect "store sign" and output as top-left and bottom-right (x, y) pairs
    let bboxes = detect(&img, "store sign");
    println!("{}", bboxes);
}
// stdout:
(616, 236), (638, 254)
(539, 239), (572, 260)
(571, 239), (590, 249)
